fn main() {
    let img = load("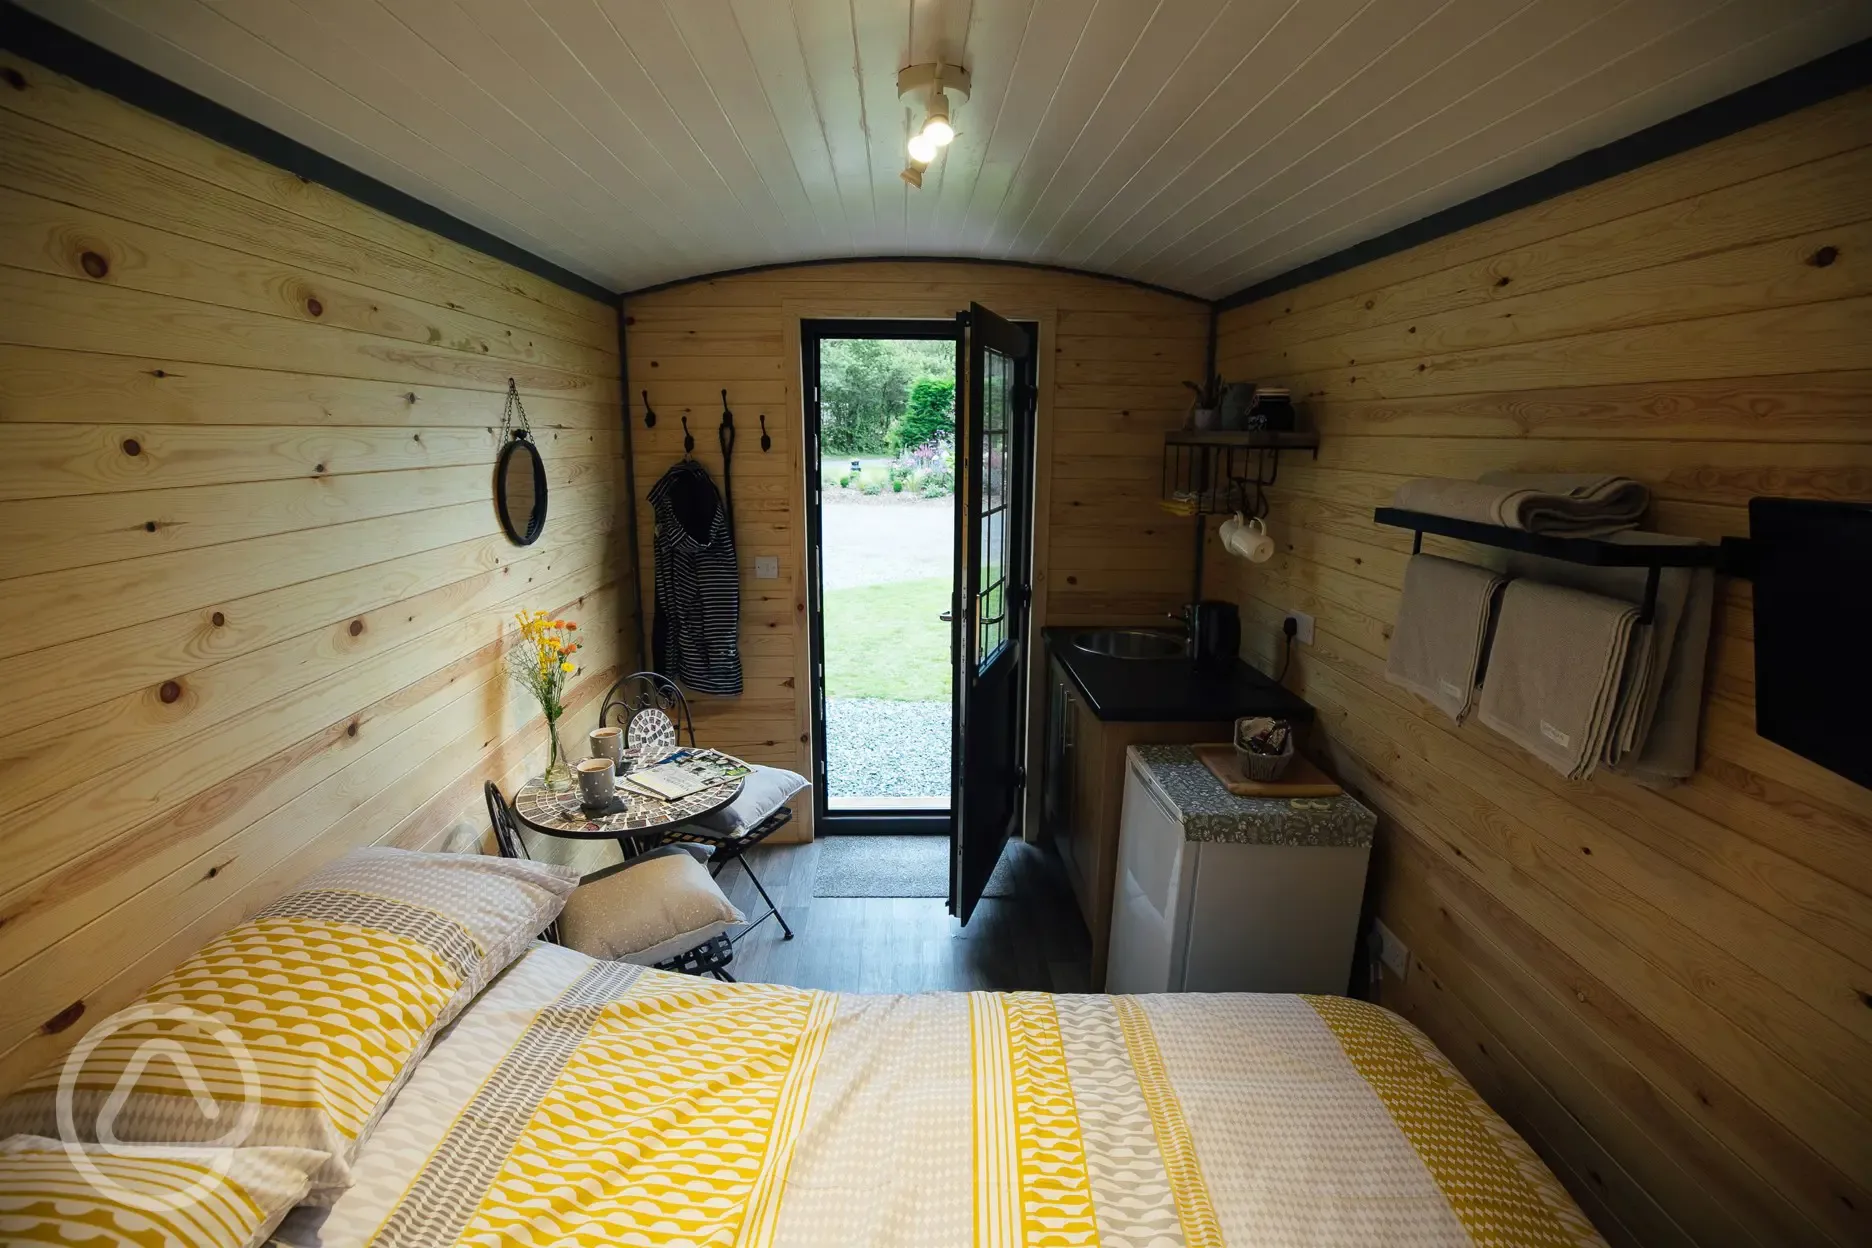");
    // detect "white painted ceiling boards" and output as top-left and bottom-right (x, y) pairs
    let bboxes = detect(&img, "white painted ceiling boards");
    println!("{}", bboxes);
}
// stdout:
(28, 0), (1872, 298)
